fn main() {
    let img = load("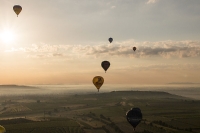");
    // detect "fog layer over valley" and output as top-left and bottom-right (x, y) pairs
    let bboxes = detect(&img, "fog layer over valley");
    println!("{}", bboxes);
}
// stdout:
(0, 84), (199, 100)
